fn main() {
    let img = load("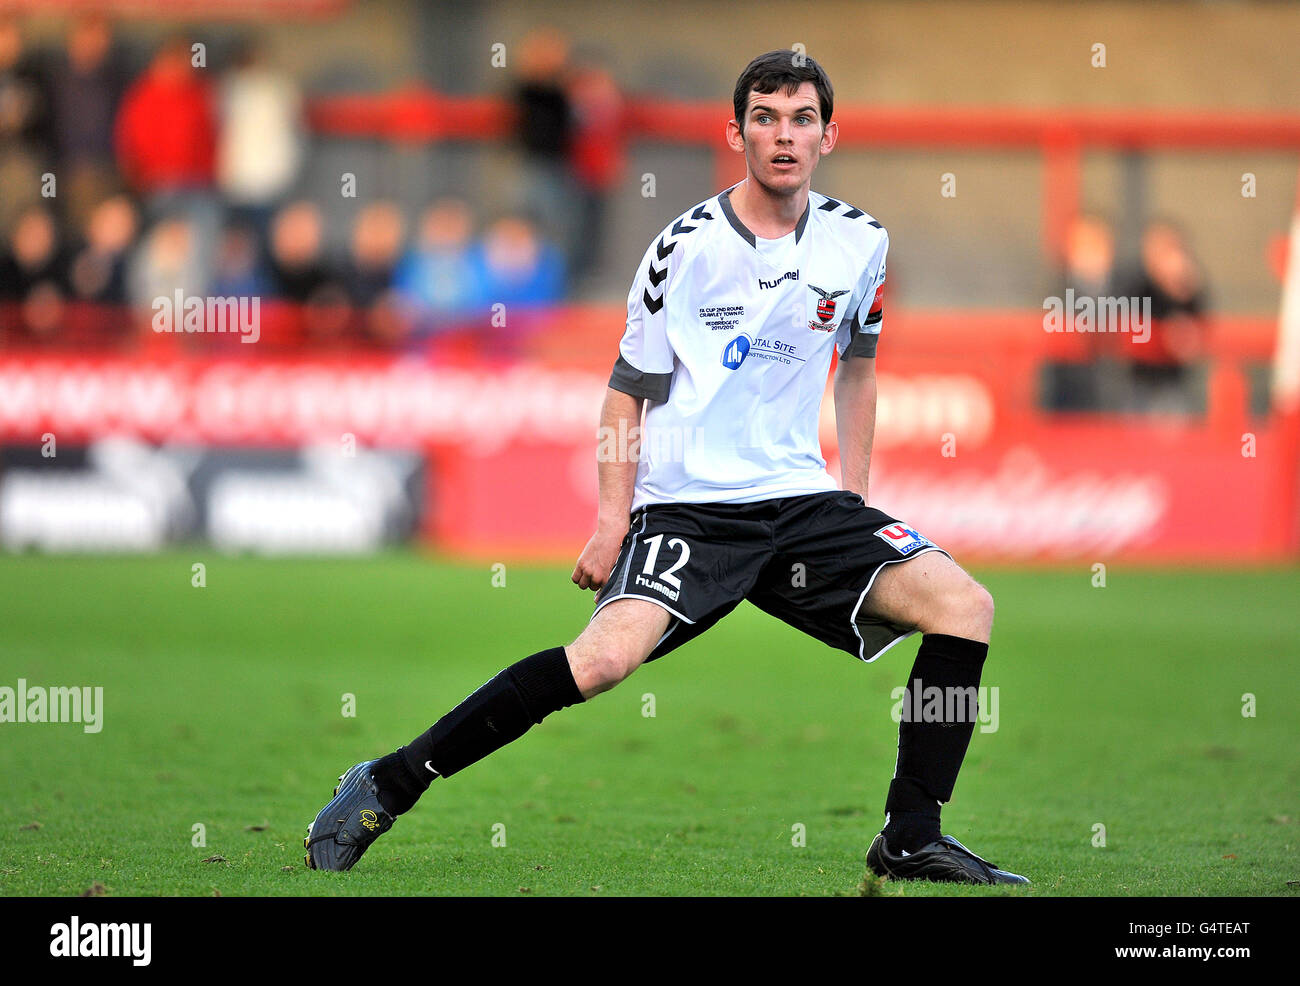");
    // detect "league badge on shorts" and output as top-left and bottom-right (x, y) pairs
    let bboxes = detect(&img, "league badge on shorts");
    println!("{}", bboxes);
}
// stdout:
(808, 285), (848, 331)
(874, 522), (935, 556)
